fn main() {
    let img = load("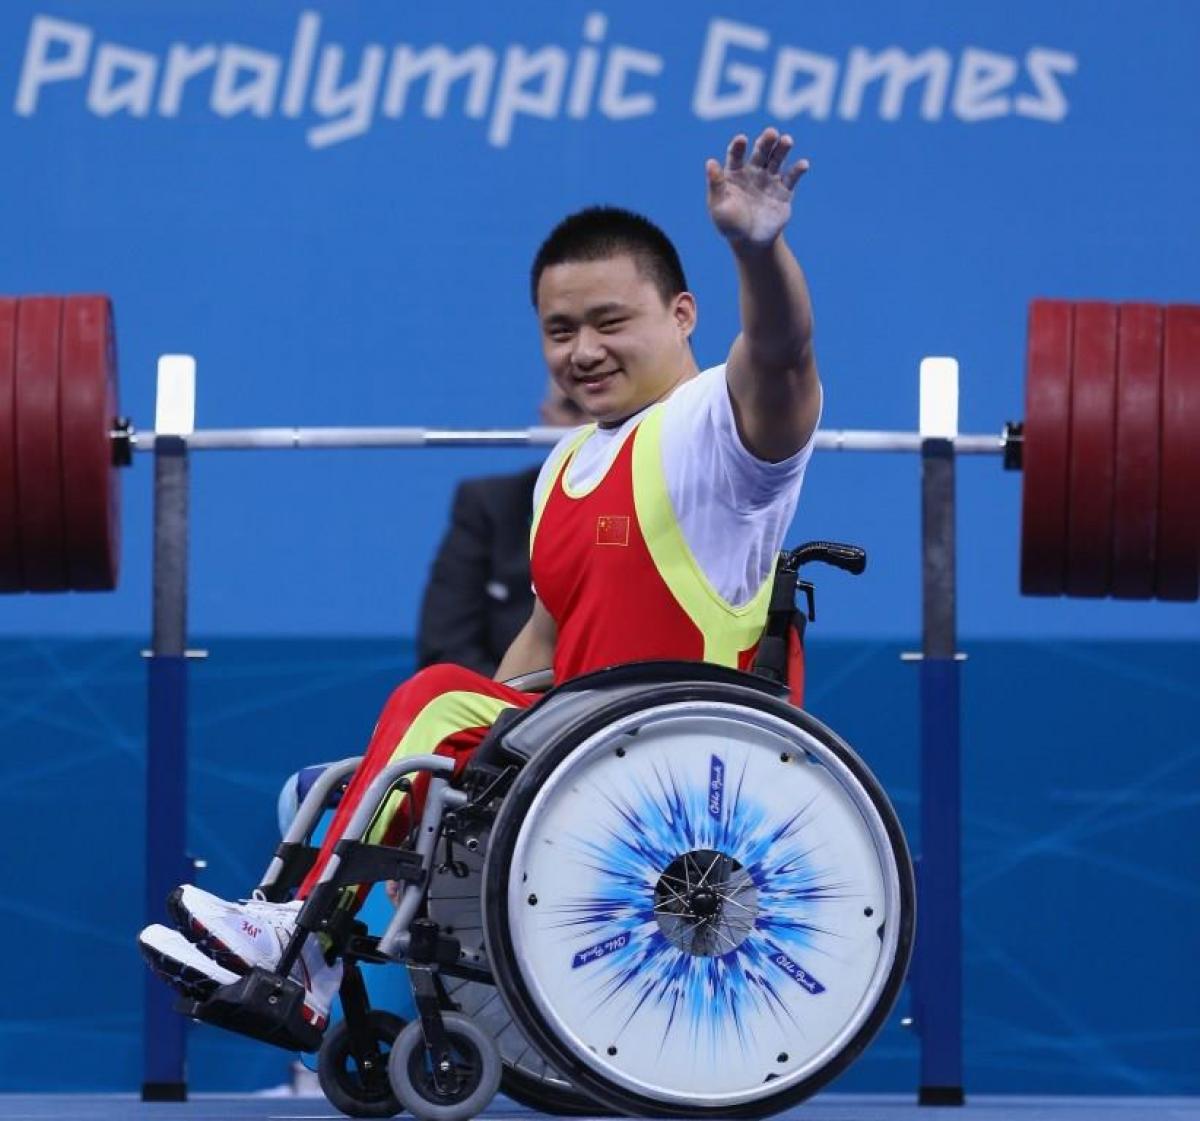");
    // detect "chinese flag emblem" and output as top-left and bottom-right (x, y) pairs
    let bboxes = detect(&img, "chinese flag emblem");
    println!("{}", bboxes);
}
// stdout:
(596, 515), (630, 546)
